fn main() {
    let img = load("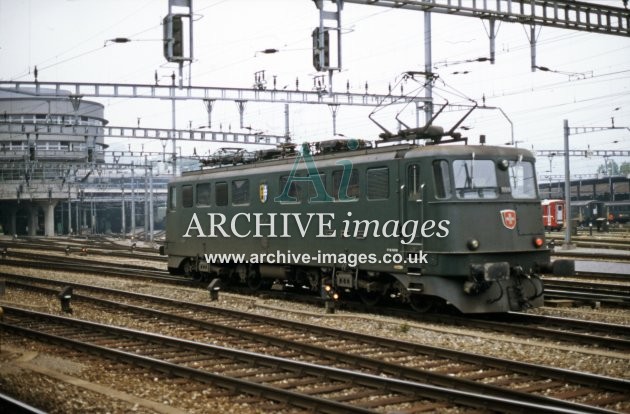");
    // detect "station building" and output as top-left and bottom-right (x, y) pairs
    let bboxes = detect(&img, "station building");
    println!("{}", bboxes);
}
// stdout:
(0, 88), (107, 236)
